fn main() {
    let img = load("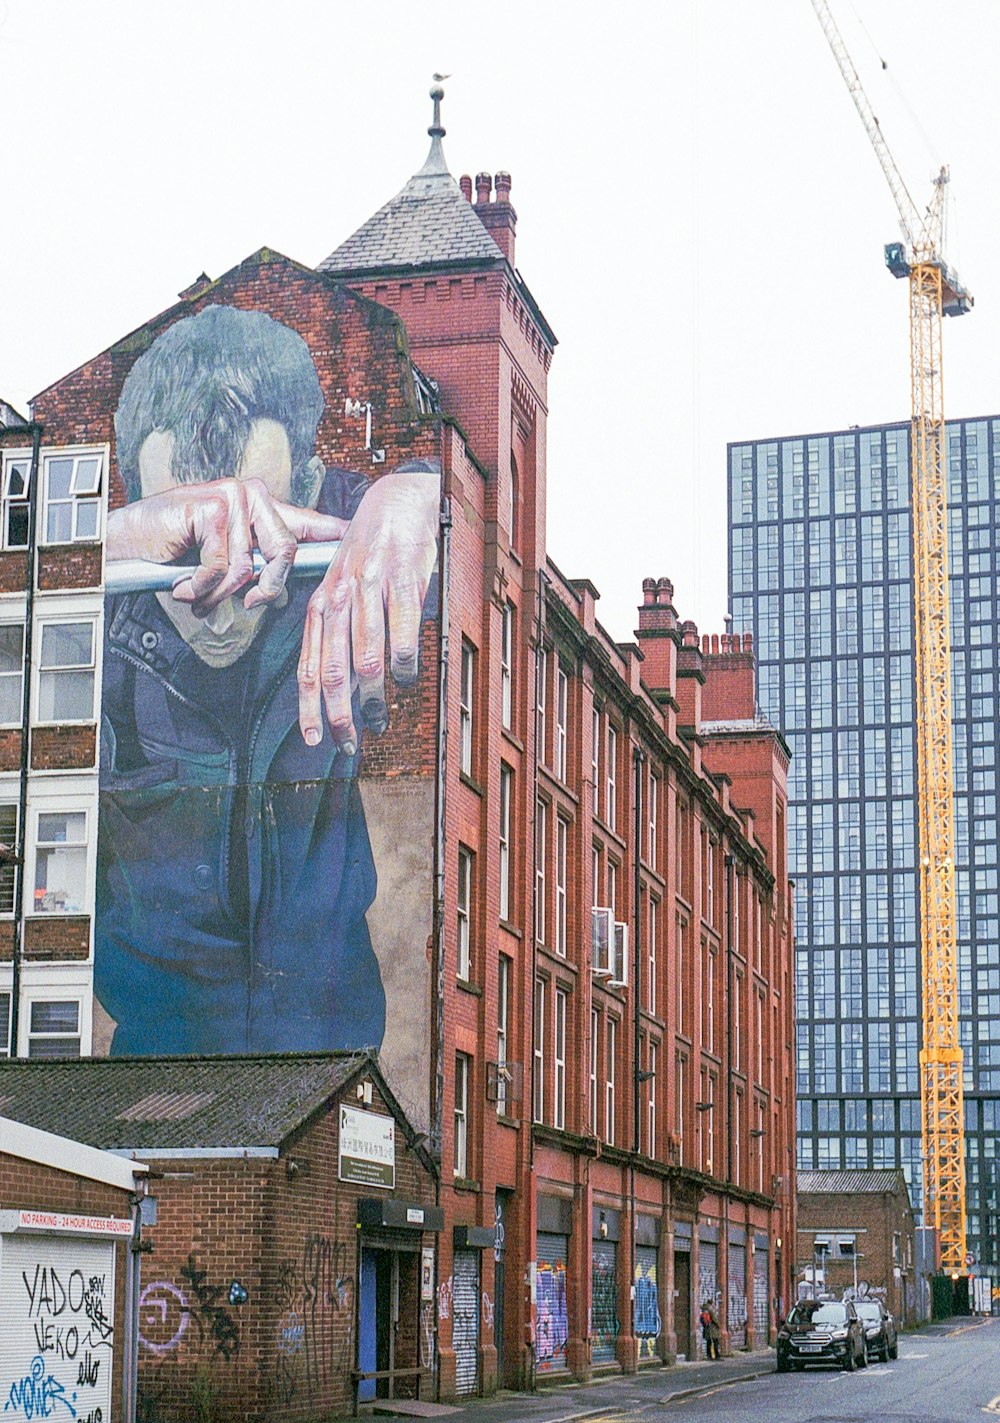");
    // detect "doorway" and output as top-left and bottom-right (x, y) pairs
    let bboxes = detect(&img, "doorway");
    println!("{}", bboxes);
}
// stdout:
(674, 1252), (691, 1359)
(359, 1248), (396, 1401)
